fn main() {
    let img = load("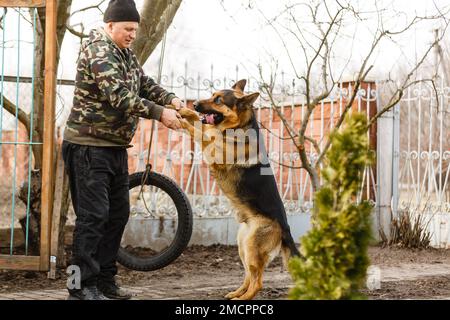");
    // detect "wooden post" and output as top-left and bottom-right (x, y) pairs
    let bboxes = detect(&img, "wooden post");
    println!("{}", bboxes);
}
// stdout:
(48, 144), (68, 278)
(40, 0), (57, 271)
(0, 1), (45, 7)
